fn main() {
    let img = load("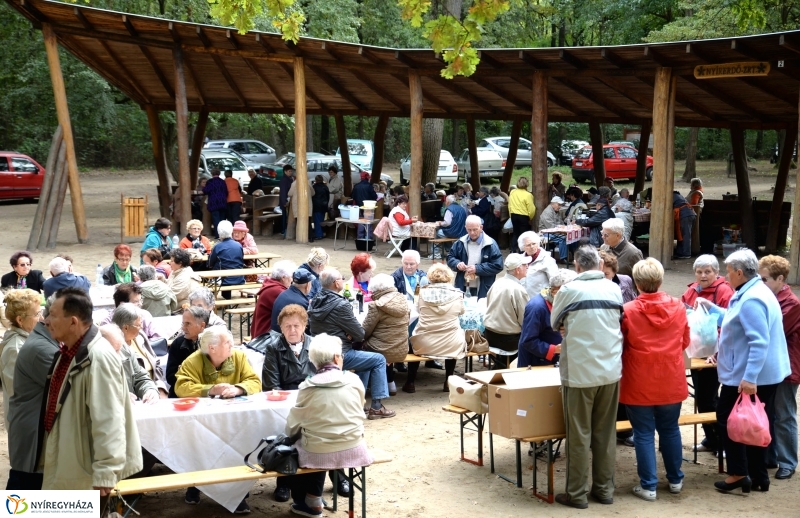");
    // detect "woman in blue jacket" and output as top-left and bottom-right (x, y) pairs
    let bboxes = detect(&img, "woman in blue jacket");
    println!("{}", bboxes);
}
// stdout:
(140, 217), (173, 262)
(518, 269), (575, 367)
